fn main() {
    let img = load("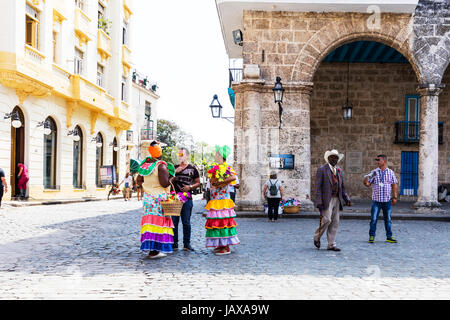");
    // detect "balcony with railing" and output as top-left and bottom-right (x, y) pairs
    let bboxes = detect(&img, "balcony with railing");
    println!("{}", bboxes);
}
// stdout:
(394, 121), (444, 144)
(132, 69), (158, 93)
(229, 68), (243, 87)
(74, 7), (91, 45)
(97, 29), (112, 61)
(71, 75), (114, 115)
(122, 45), (132, 76)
